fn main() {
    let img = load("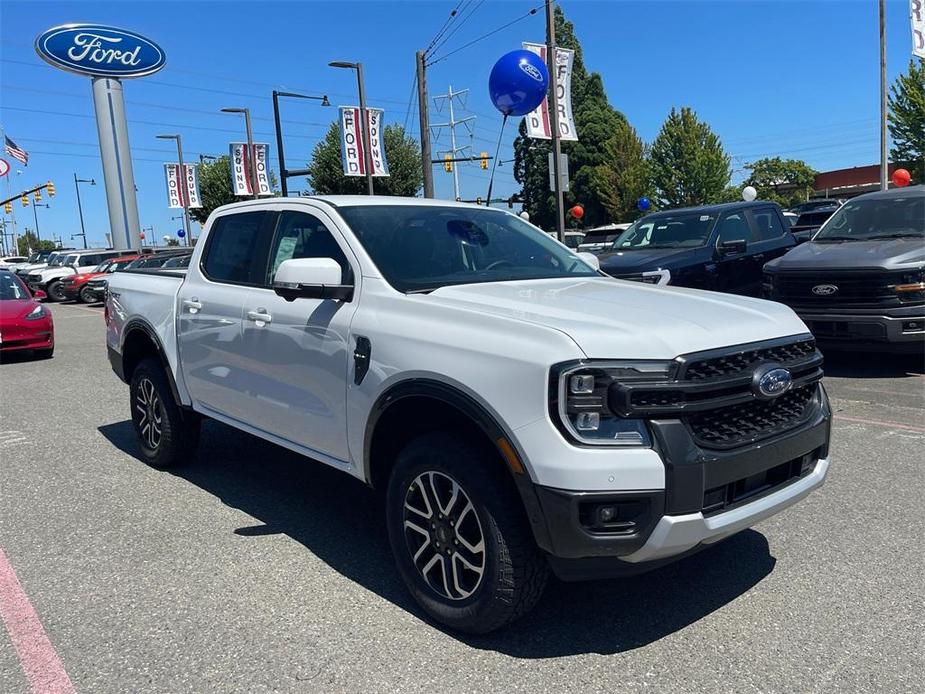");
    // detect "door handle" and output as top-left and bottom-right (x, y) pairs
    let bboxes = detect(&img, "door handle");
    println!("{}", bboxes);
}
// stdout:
(246, 309), (272, 324)
(182, 298), (202, 313)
